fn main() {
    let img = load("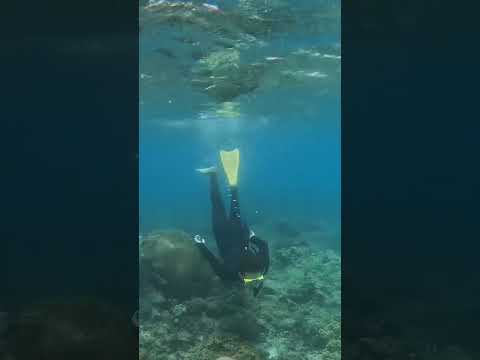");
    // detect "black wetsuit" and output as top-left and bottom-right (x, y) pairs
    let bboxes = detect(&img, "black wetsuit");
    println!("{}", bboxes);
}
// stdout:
(196, 173), (269, 296)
